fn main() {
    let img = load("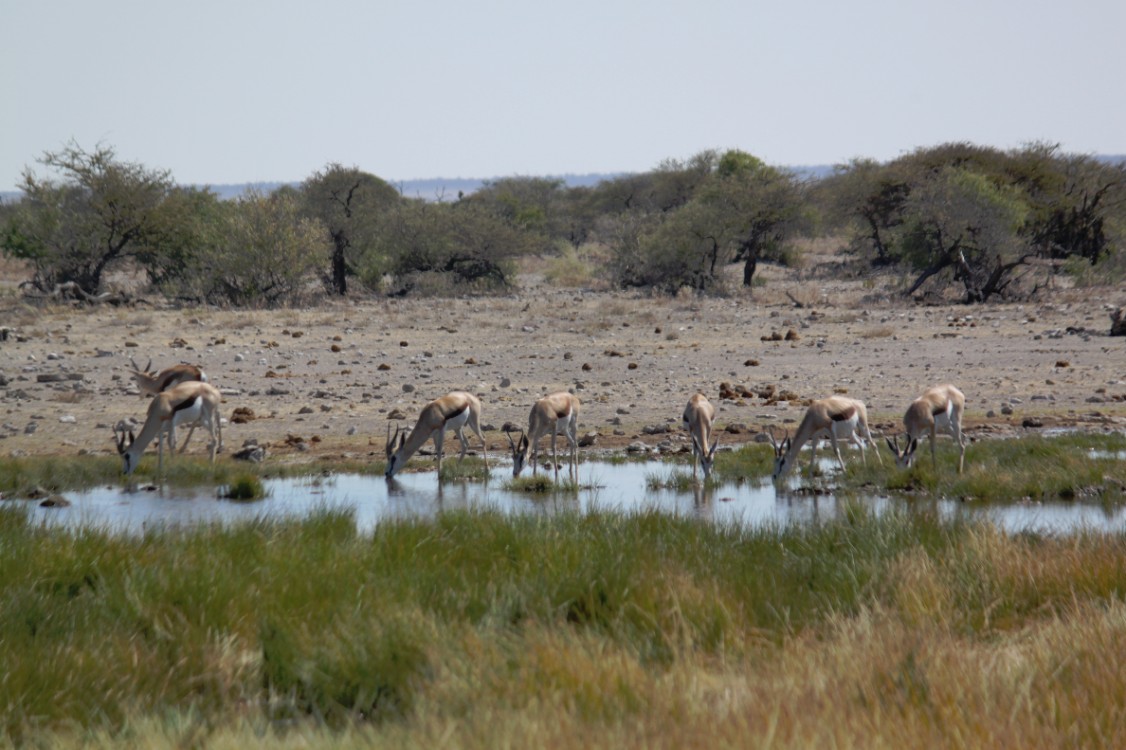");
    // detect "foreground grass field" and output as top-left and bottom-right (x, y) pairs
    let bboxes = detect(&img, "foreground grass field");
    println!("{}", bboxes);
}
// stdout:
(3, 498), (1126, 748)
